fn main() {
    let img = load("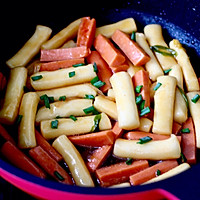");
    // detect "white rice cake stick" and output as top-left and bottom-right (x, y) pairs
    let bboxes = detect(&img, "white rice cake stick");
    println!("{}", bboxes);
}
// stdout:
(136, 33), (163, 81)
(95, 18), (137, 38)
(152, 76), (176, 135)
(42, 18), (81, 49)
(6, 25), (52, 68)
(36, 83), (97, 101)
(113, 134), (181, 160)
(18, 92), (39, 148)
(94, 95), (117, 120)
(41, 113), (111, 140)
(169, 39), (199, 92)
(110, 72), (140, 130)
(52, 135), (94, 187)
(137, 118), (153, 133)
(143, 163), (190, 184)
(127, 62), (144, 78)
(30, 64), (96, 90)
(36, 99), (93, 123)
(173, 88), (188, 124)
(109, 182), (131, 188)
(107, 89), (115, 101)
(0, 67), (27, 124)
(187, 91), (200, 148)
(168, 64), (184, 89)
(144, 24), (177, 70)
